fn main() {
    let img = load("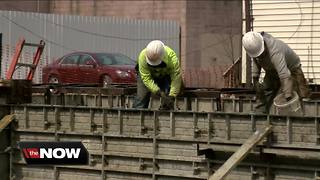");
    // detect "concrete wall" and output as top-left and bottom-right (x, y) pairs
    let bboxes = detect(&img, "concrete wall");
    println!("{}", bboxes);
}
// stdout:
(184, 1), (242, 88)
